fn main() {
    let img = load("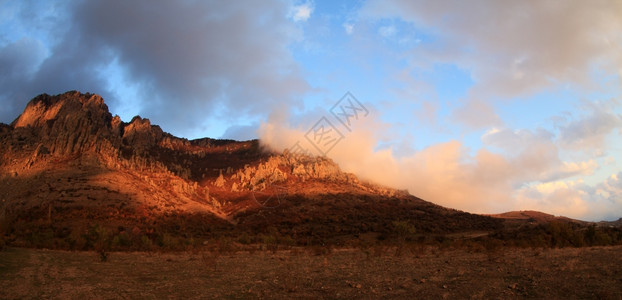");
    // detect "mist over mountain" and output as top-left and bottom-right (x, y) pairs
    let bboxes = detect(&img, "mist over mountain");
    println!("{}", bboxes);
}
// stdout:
(1, 91), (512, 247)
